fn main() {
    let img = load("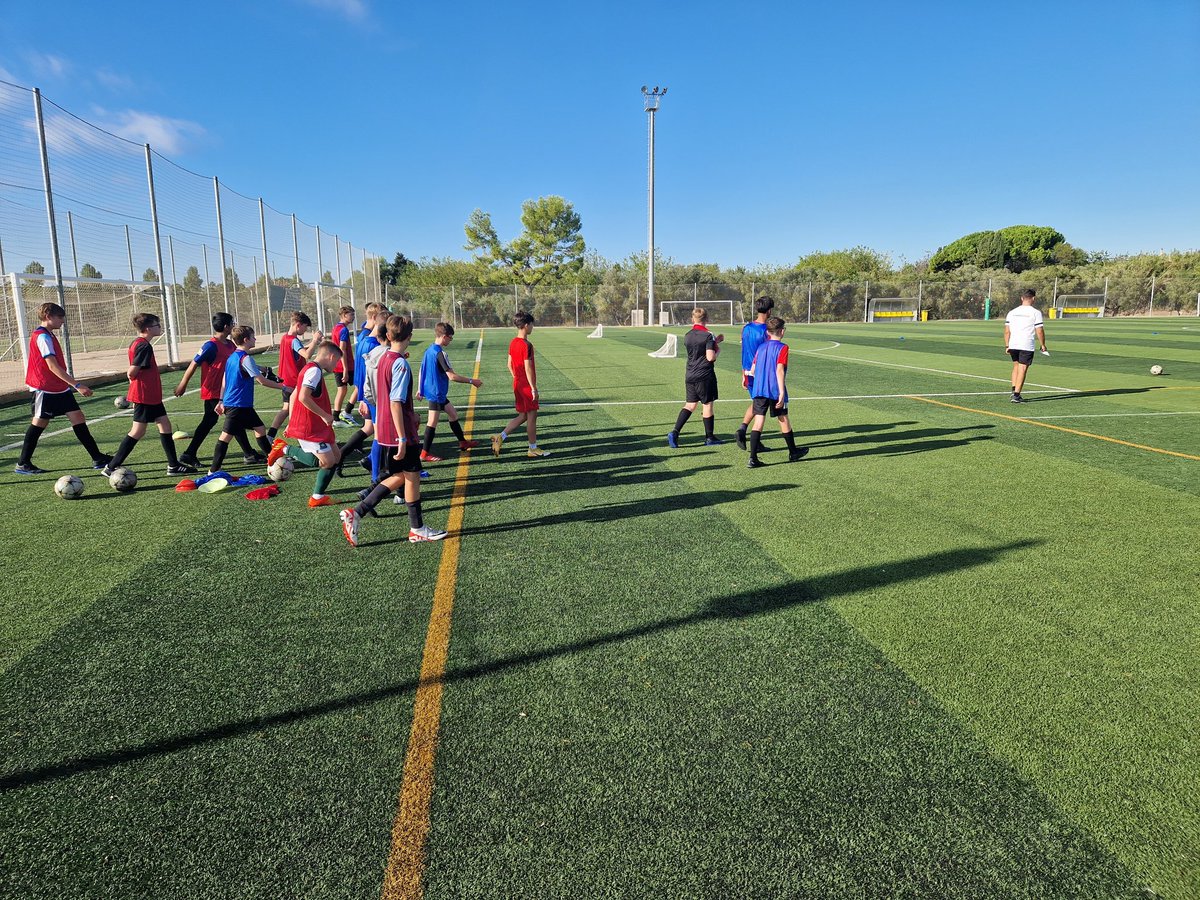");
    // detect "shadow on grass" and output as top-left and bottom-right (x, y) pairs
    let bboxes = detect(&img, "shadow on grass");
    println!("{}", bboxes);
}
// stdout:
(1020, 386), (1166, 403)
(0, 539), (1040, 791)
